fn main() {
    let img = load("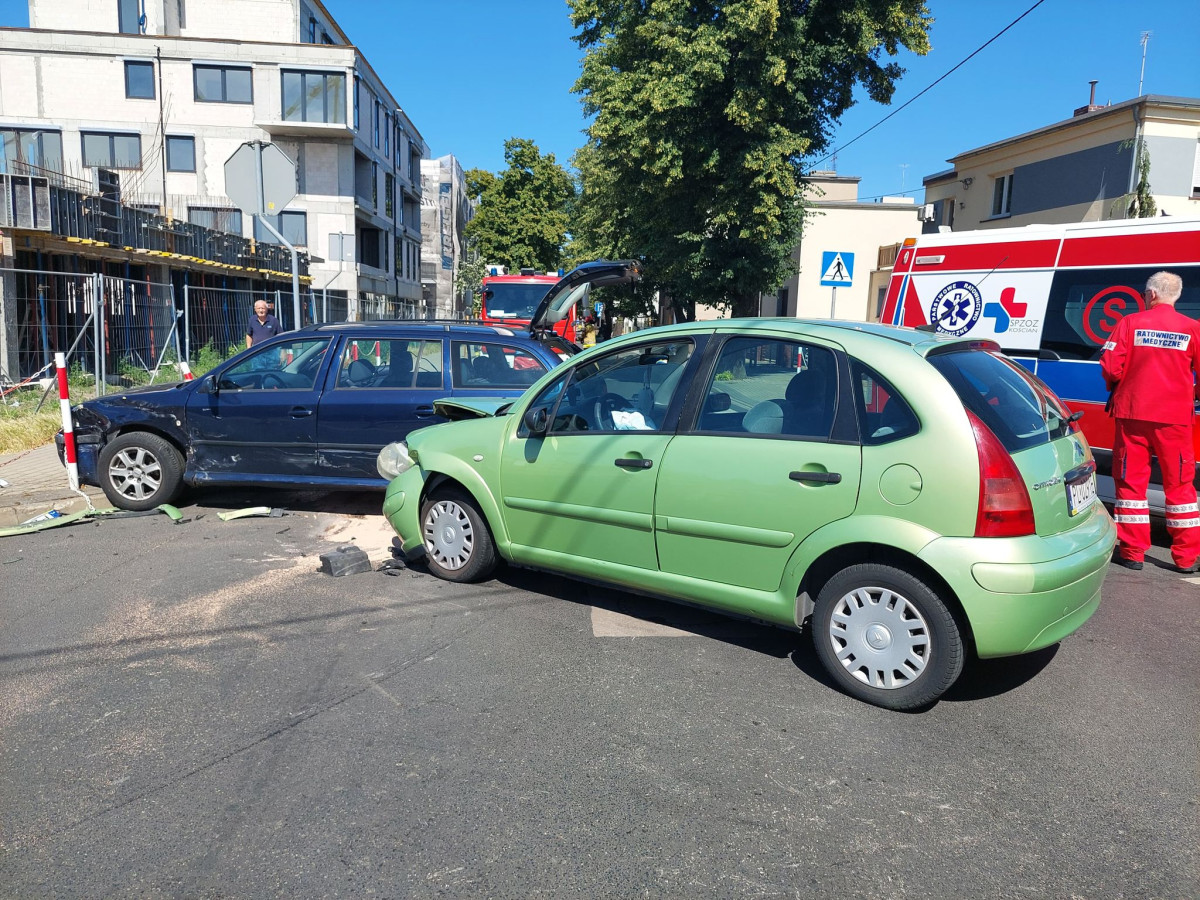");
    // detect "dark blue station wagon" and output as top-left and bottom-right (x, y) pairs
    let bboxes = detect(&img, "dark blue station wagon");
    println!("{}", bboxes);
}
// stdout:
(59, 321), (574, 510)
